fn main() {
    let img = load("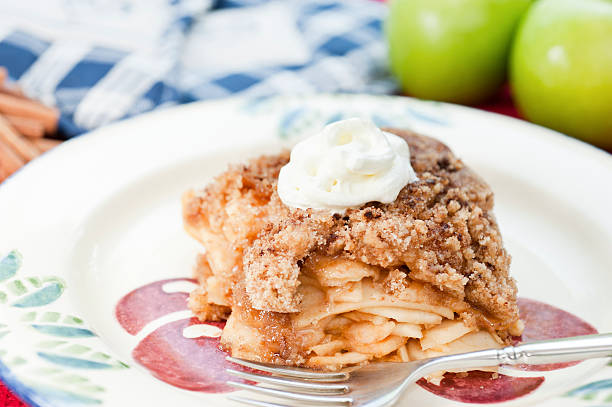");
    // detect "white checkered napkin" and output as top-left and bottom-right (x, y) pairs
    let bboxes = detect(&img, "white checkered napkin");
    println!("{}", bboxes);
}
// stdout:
(180, 0), (395, 101)
(0, 0), (212, 135)
(0, 0), (393, 138)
